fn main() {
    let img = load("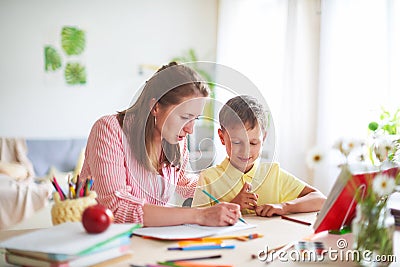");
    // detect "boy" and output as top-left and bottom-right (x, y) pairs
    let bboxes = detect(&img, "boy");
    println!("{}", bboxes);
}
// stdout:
(192, 95), (325, 216)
